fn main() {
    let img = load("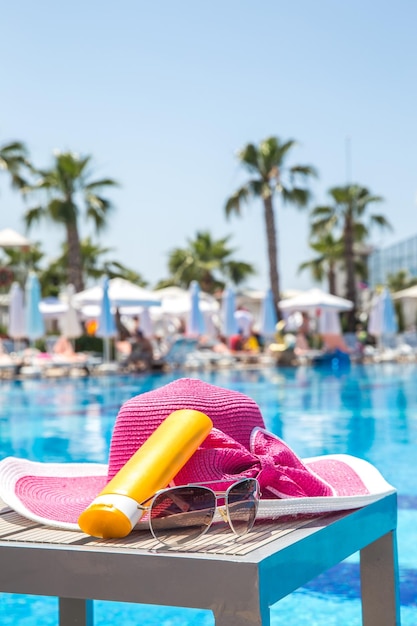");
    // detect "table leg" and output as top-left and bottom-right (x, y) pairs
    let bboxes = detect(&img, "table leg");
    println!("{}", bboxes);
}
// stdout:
(212, 602), (270, 625)
(59, 598), (94, 626)
(360, 531), (401, 626)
